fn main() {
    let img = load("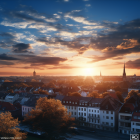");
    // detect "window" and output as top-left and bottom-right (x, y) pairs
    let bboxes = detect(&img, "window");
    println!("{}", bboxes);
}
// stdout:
(103, 111), (104, 113)
(89, 104), (91, 106)
(106, 116), (109, 119)
(106, 122), (109, 125)
(89, 114), (91, 116)
(69, 106), (70, 109)
(111, 117), (113, 120)
(23, 107), (24, 110)
(79, 108), (80, 111)
(79, 112), (80, 115)
(111, 111), (113, 114)
(69, 101), (71, 103)
(75, 112), (76, 115)
(66, 101), (68, 103)
(75, 102), (77, 104)
(92, 110), (93, 112)
(133, 128), (134, 131)
(92, 114), (93, 117)
(136, 123), (140, 126)
(85, 104), (87, 106)
(92, 119), (93, 122)
(75, 107), (76, 110)
(84, 108), (86, 111)
(95, 110), (96, 113)
(81, 108), (83, 111)
(28, 108), (30, 112)
(138, 116), (140, 119)
(81, 113), (83, 116)
(111, 123), (113, 126)
(71, 112), (73, 115)
(25, 108), (26, 111)
(63, 101), (65, 103)
(72, 102), (74, 104)
(103, 116), (104, 118)
(84, 113), (86, 116)
(98, 120), (100, 123)
(134, 116), (137, 119)
(97, 110), (99, 113)
(102, 122), (104, 124)
(79, 103), (81, 105)
(106, 111), (109, 114)
(89, 109), (91, 112)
